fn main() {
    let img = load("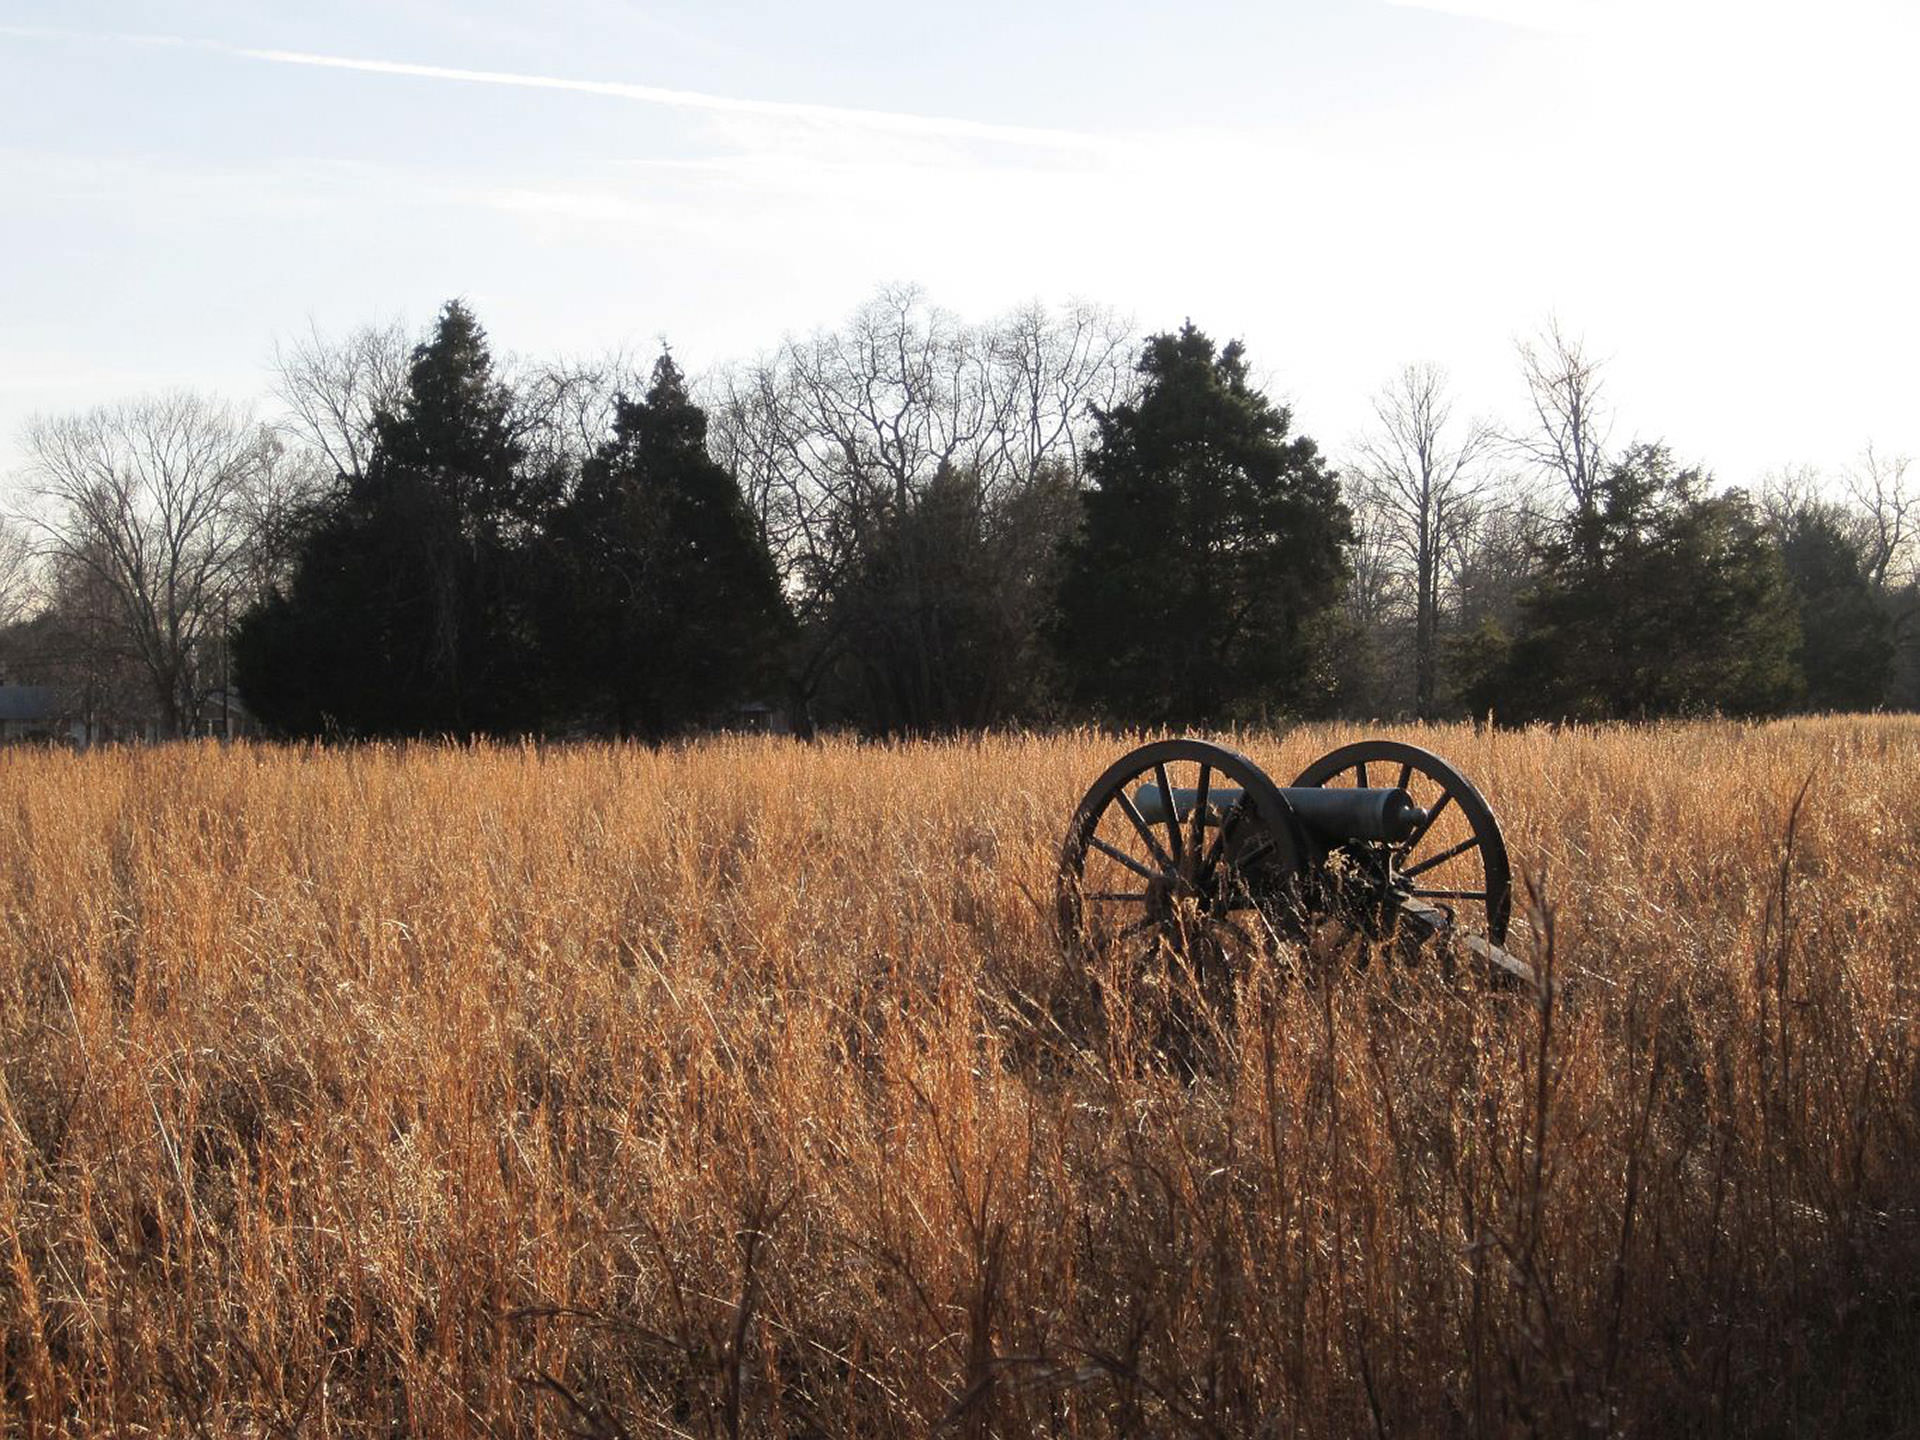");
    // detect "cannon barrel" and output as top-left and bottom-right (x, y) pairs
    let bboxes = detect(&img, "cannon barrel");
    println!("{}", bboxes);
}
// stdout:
(1134, 784), (1427, 845)
(1282, 786), (1427, 844)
